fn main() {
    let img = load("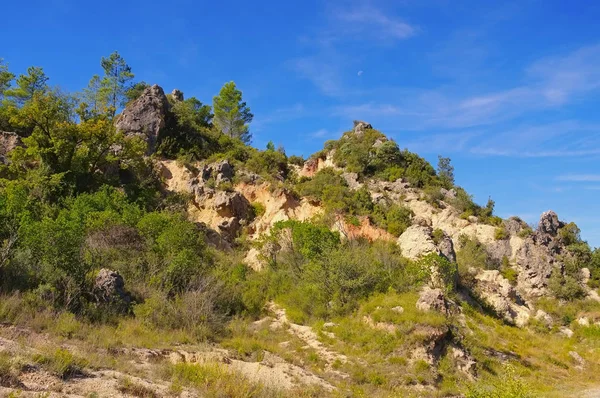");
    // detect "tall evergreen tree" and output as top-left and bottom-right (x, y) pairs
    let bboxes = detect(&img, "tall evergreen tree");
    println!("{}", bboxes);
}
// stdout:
(0, 59), (15, 99)
(5, 66), (48, 105)
(212, 81), (253, 143)
(99, 52), (134, 117)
